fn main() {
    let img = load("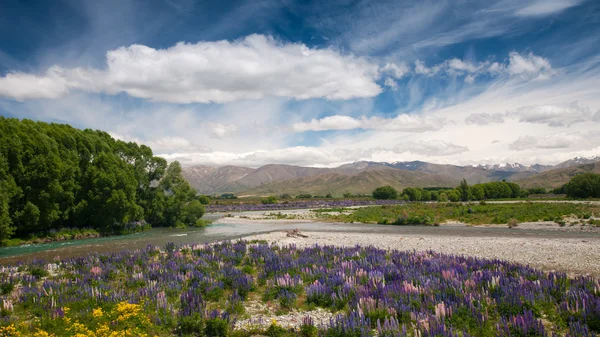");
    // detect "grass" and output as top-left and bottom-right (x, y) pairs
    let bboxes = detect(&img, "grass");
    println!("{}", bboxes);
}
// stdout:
(315, 202), (600, 225)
